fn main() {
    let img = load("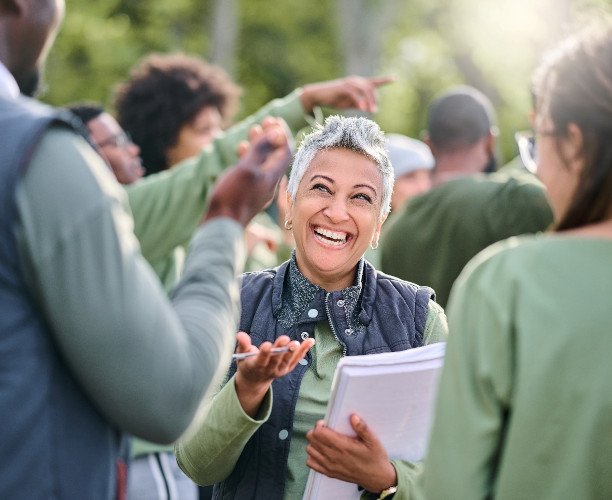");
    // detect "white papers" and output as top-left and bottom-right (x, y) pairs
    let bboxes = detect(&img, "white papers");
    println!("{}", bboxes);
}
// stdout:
(302, 342), (446, 500)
